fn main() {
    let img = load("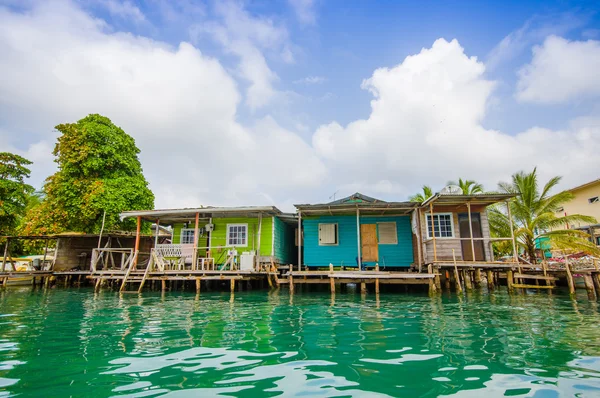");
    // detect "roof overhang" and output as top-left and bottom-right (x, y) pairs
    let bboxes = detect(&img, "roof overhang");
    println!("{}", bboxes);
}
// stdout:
(421, 193), (517, 208)
(120, 206), (282, 224)
(294, 201), (419, 216)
